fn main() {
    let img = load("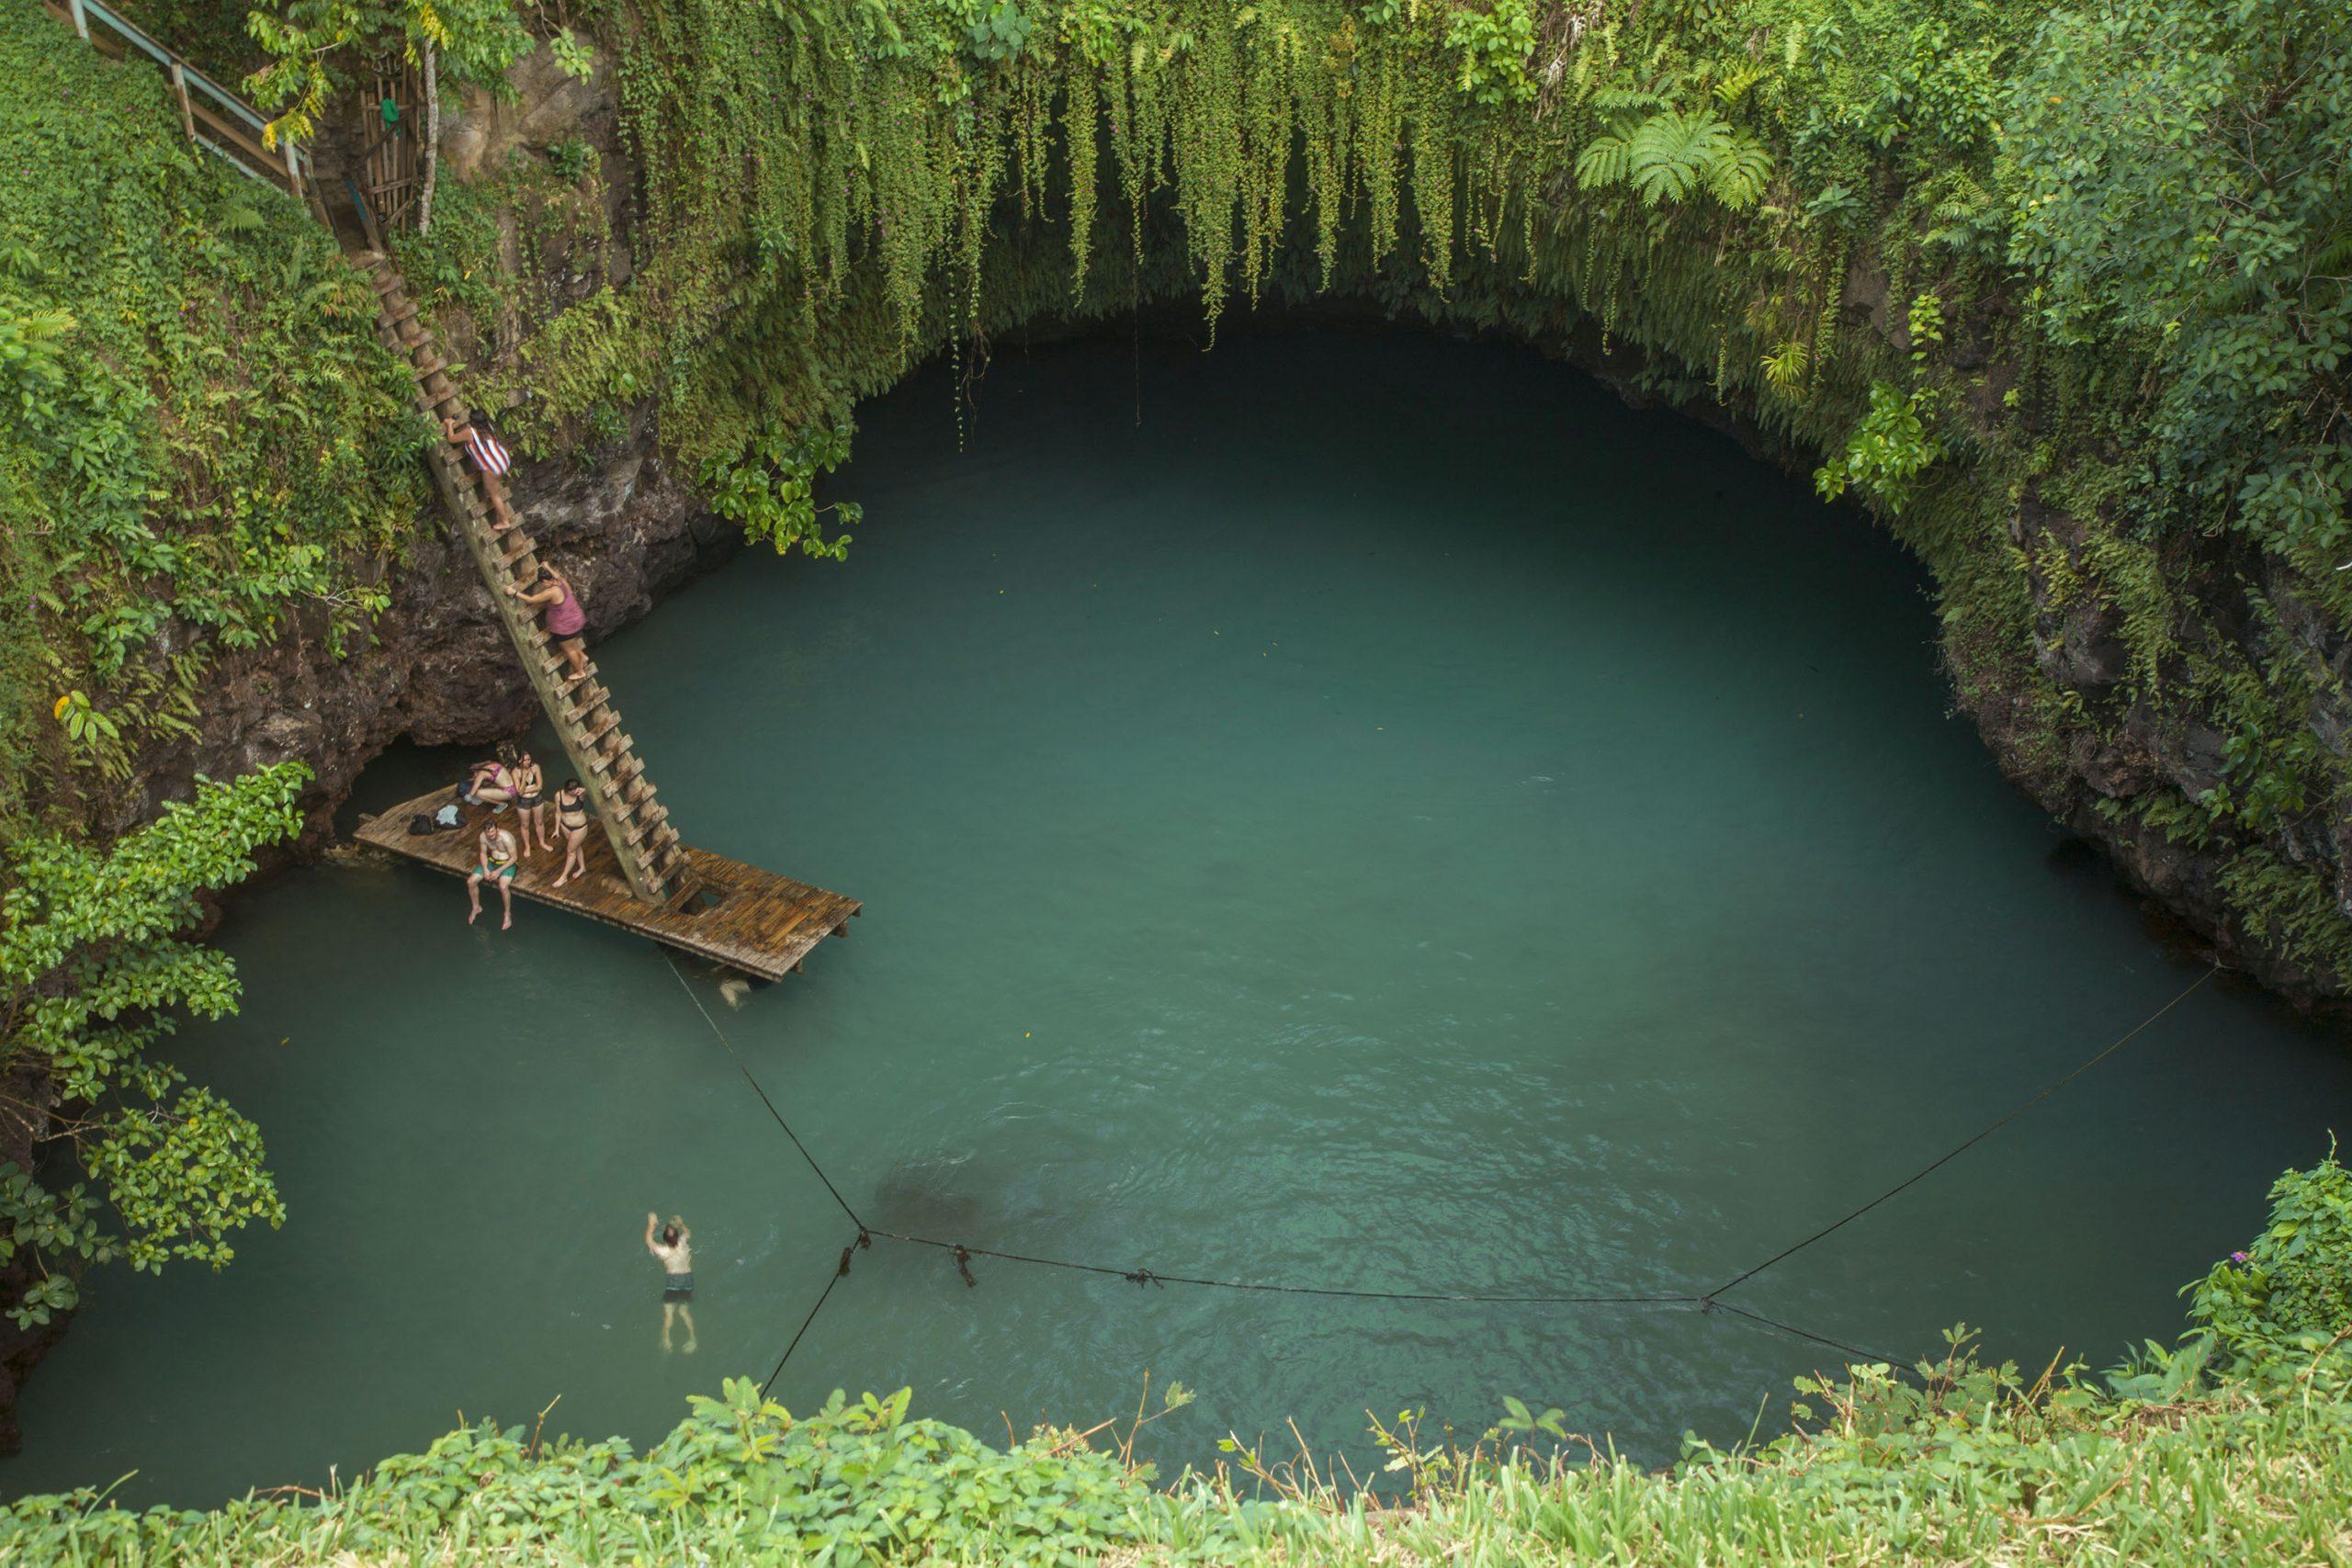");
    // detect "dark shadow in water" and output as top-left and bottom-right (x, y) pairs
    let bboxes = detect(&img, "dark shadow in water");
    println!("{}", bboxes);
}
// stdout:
(869, 1153), (988, 1235)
